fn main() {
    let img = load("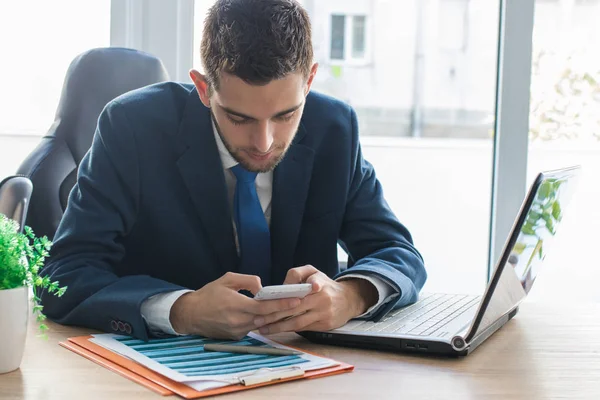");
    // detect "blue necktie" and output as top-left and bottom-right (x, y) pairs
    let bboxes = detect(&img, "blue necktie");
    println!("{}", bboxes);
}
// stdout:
(231, 164), (271, 284)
